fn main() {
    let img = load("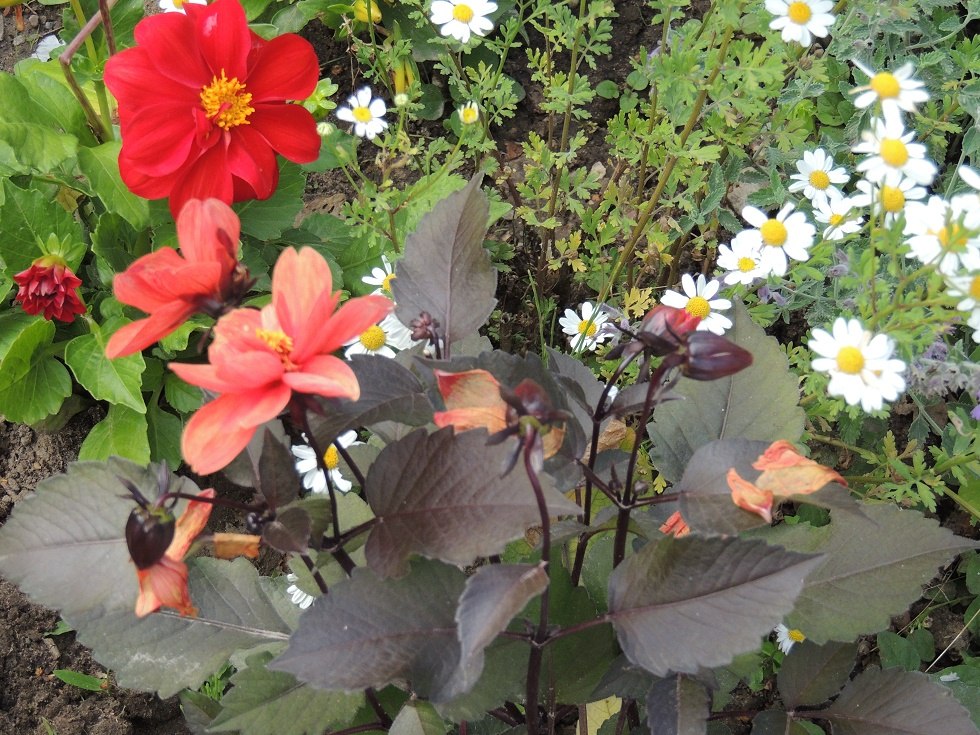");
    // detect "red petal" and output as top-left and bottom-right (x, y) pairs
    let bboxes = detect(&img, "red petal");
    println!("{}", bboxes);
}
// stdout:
(245, 34), (318, 102)
(250, 104), (320, 163)
(283, 354), (359, 399)
(105, 302), (196, 358)
(133, 11), (211, 86)
(135, 557), (193, 617)
(118, 111), (197, 178)
(104, 48), (198, 108)
(177, 198), (241, 267)
(169, 144), (234, 218)
(305, 294), (393, 358)
(226, 126), (278, 200)
(271, 248), (333, 347)
(195, 0), (251, 81)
